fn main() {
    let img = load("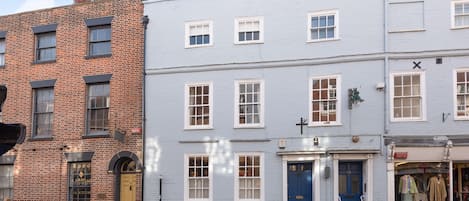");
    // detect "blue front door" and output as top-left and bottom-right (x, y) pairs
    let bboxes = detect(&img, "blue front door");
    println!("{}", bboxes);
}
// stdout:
(339, 162), (363, 201)
(288, 162), (313, 201)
